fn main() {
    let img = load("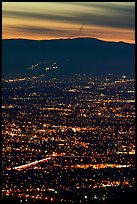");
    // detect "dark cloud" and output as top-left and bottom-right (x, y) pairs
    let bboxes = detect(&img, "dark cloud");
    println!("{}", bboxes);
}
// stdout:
(62, 2), (135, 16)
(7, 25), (73, 37)
(75, 13), (134, 30)
(67, 2), (134, 13)
(3, 10), (64, 20)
